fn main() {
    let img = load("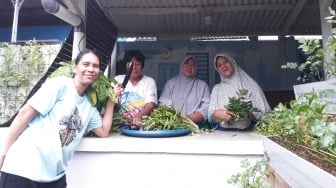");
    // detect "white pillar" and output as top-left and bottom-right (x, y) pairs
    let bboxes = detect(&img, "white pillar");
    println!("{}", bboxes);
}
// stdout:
(319, 0), (333, 79)
(72, 30), (86, 59)
(11, 0), (24, 42)
(72, 0), (86, 59)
